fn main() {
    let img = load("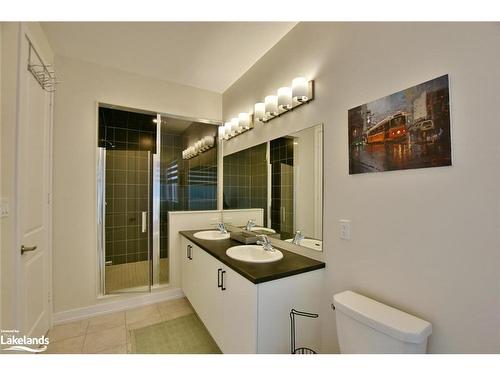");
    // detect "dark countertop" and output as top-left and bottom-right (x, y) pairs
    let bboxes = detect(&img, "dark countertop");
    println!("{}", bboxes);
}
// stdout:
(179, 230), (325, 284)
